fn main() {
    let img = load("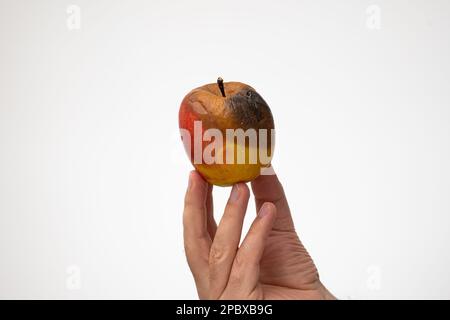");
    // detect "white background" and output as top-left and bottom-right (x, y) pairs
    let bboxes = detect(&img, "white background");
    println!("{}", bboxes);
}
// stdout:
(1, 0), (449, 299)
